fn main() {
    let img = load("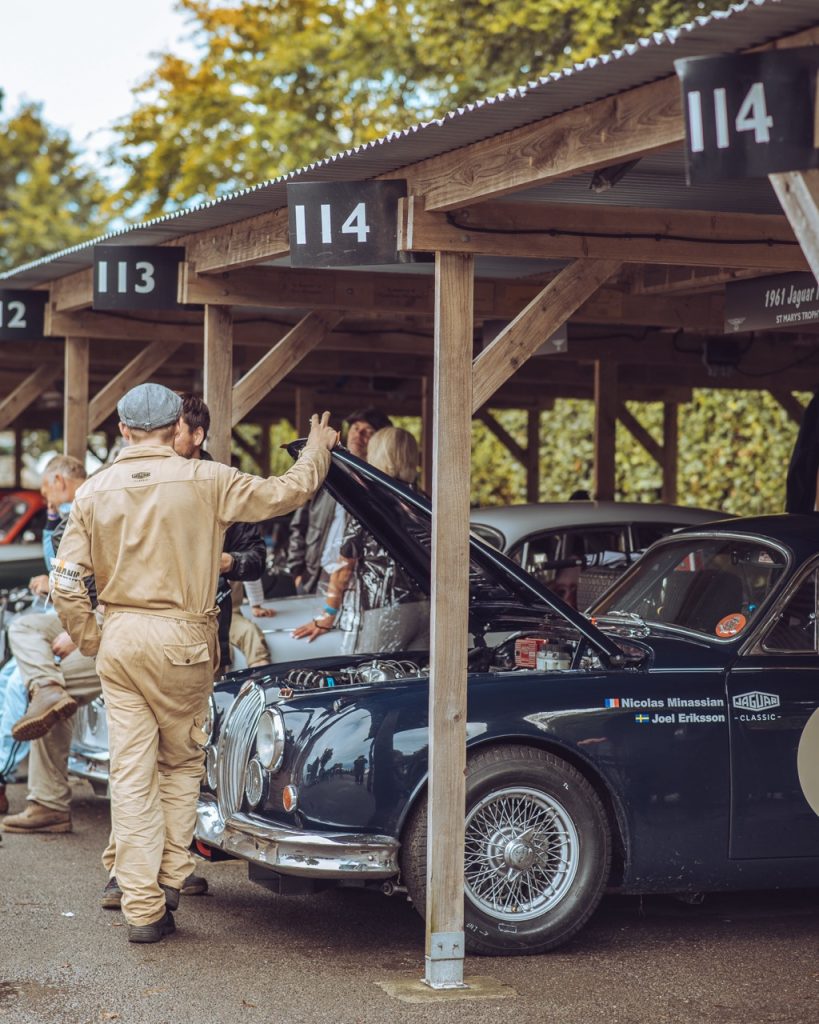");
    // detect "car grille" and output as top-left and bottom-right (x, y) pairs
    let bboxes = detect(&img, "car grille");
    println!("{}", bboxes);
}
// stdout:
(216, 682), (265, 821)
